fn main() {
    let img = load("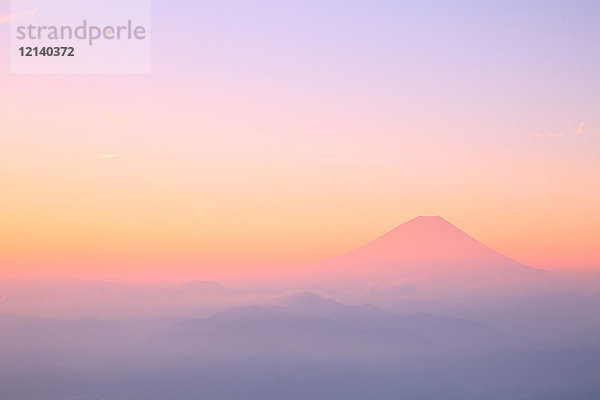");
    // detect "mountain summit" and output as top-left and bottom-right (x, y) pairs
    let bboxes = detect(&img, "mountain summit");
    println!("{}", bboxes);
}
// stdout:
(314, 216), (542, 282)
